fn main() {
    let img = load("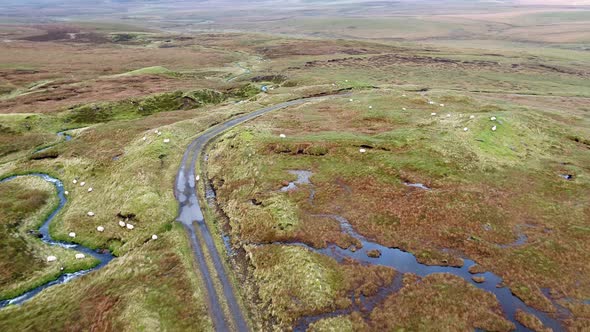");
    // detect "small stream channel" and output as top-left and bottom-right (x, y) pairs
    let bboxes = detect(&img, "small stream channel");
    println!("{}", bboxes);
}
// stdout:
(34, 131), (72, 154)
(0, 174), (113, 308)
(277, 170), (564, 331)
